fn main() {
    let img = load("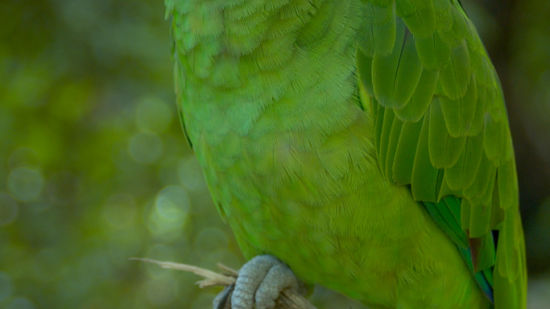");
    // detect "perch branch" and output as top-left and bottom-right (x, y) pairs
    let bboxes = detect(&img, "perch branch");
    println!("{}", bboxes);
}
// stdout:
(130, 257), (317, 309)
